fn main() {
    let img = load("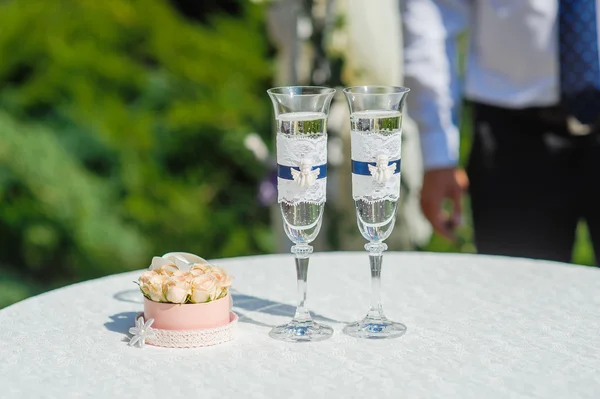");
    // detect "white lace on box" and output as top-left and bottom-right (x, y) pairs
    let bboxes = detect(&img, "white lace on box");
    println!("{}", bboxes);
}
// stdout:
(351, 130), (401, 203)
(276, 134), (327, 205)
(133, 312), (238, 348)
